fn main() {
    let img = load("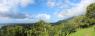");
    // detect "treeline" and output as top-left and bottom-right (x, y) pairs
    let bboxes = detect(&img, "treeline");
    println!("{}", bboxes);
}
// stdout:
(0, 3), (95, 36)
